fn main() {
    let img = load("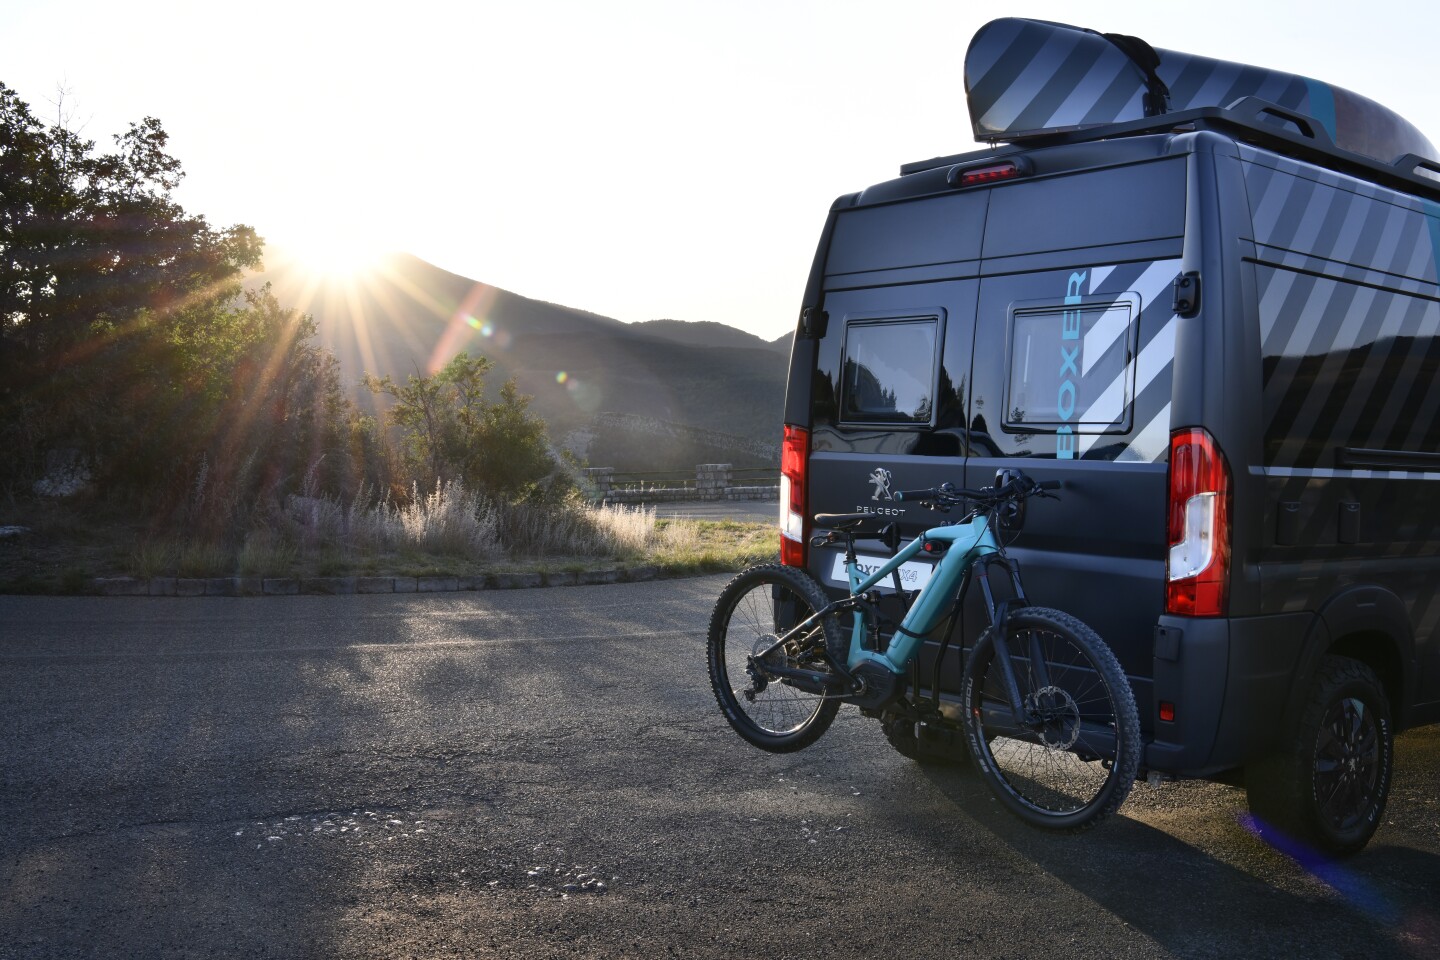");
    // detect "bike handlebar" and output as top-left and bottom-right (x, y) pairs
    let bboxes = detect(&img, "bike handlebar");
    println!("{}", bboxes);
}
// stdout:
(893, 477), (1059, 508)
